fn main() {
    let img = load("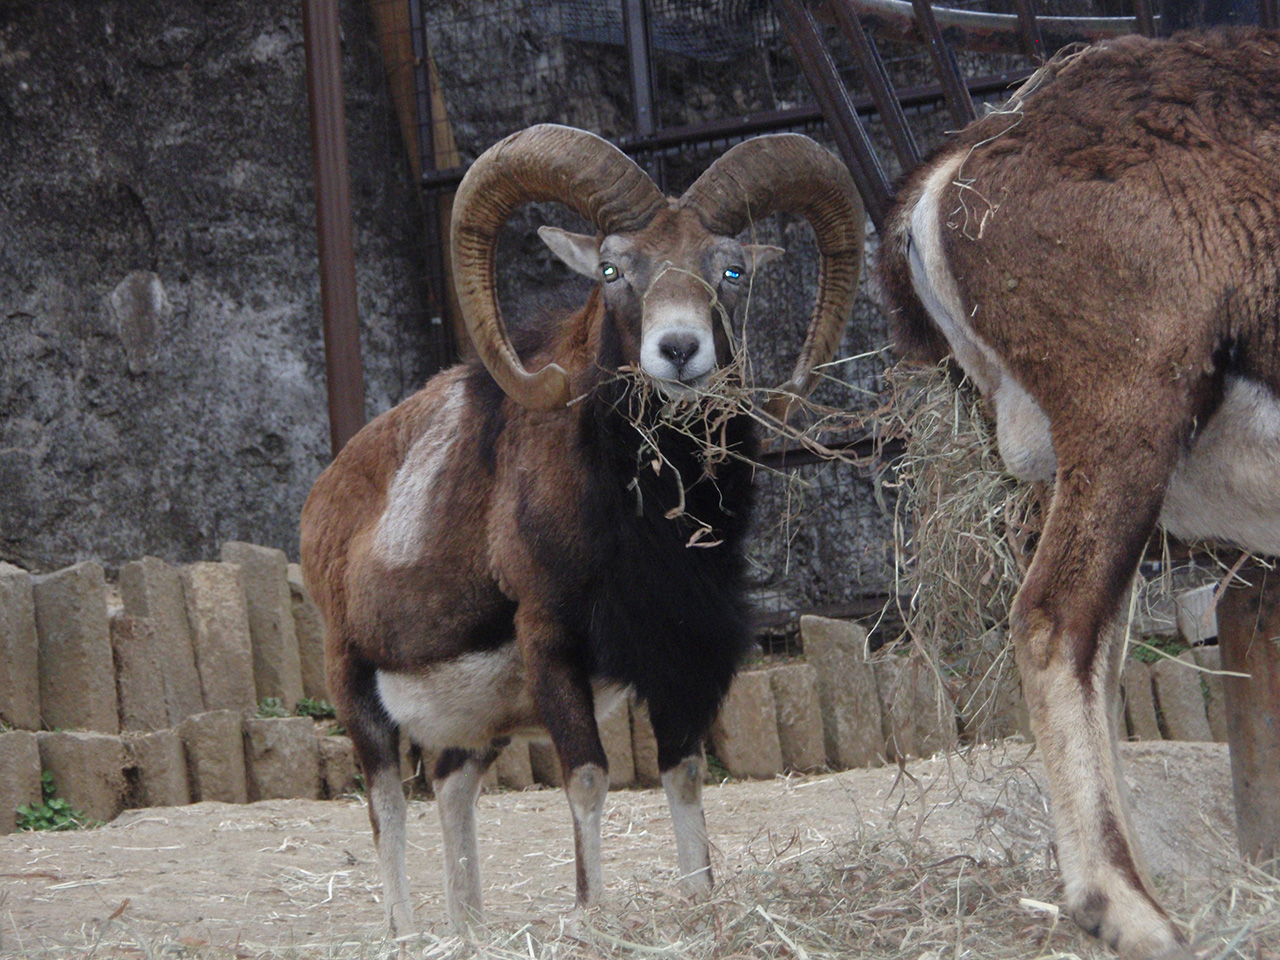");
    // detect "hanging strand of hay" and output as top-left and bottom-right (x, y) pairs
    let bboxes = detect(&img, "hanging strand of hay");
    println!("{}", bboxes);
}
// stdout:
(877, 361), (1044, 741)
(882, 362), (1042, 646)
(876, 361), (1255, 741)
